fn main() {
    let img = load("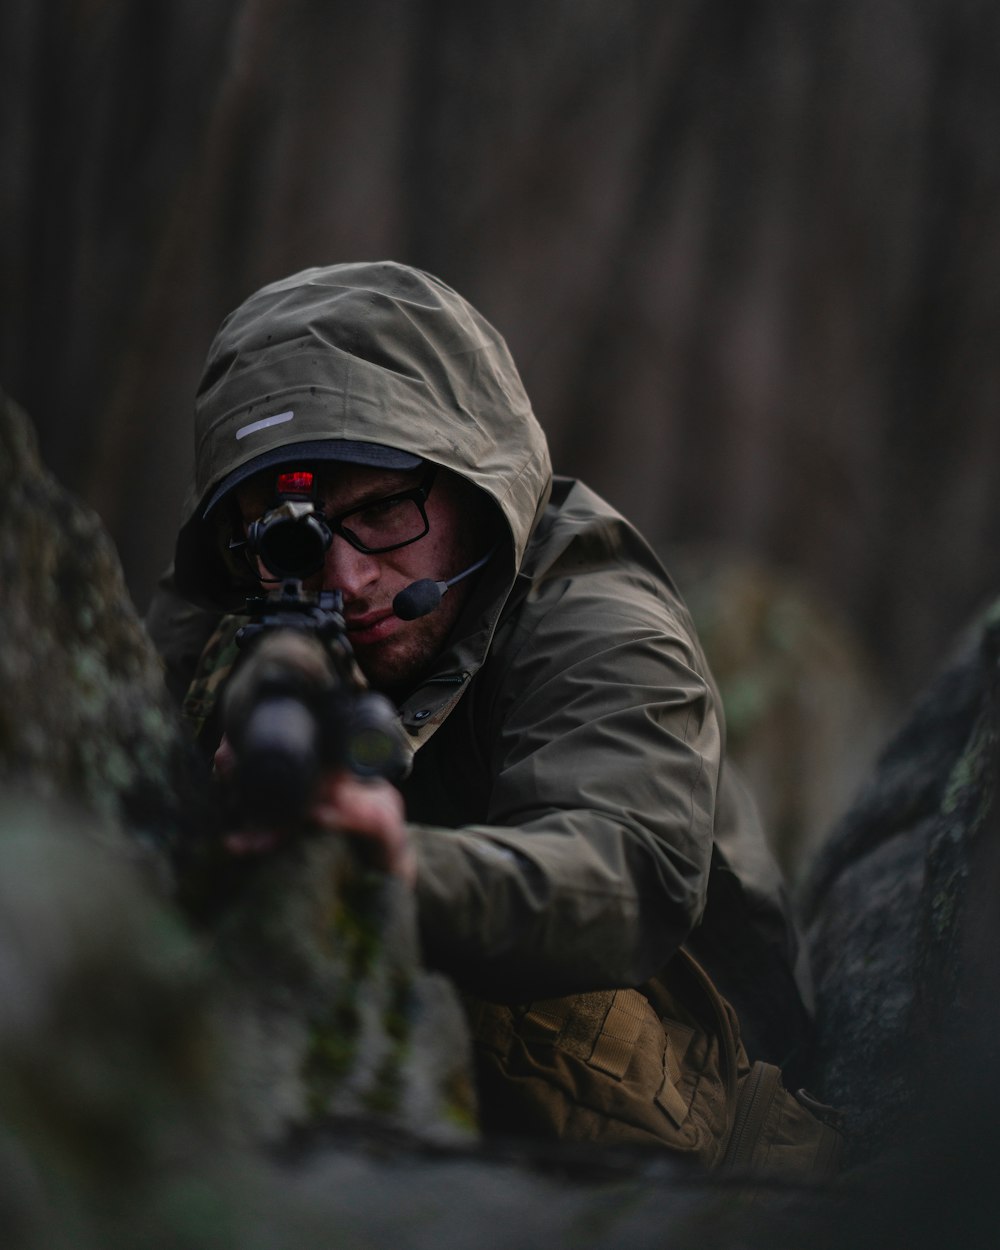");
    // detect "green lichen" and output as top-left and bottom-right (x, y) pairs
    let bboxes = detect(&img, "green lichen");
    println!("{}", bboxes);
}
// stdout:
(929, 884), (962, 939)
(328, 871), (384, 983)
(941, 712), (996, 826)
(303, 998), (361, 1116)
(439, 1070), (479, 1133)
(383, 970), (412, 1045)
(359, 973), (413, 1117)
(362, 1050), (405, 1116)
